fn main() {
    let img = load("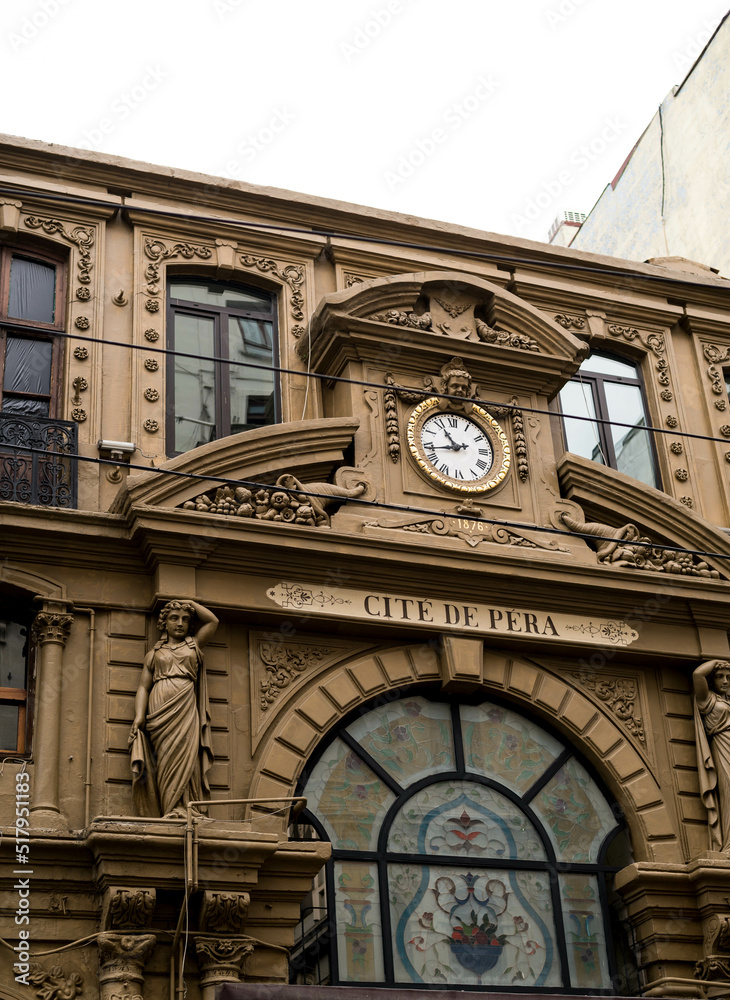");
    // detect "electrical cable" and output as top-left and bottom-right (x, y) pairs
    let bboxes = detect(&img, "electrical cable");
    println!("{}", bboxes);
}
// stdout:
(7, 443), (730, 564)
(36, 326), (730, 450)
(1, 182), (728, 291)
